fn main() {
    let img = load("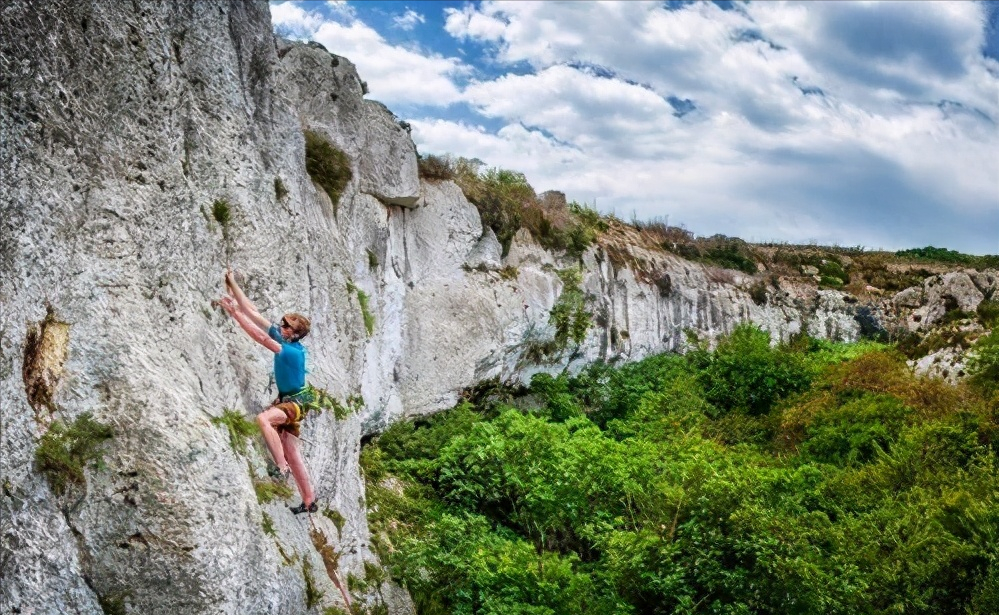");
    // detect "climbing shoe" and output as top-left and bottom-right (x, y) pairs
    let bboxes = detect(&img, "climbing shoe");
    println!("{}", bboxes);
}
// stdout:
(290, 501), (318, 515)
